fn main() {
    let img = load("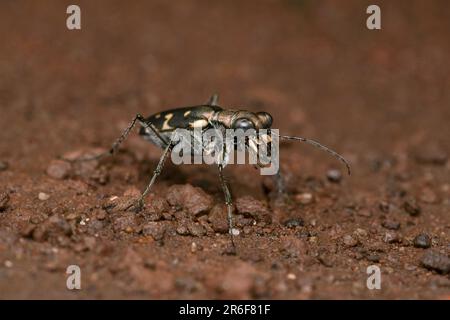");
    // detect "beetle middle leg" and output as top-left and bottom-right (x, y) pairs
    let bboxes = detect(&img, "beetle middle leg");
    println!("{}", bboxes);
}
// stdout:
(218, 164), (236, 254)
(128, 137), (175, 212)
